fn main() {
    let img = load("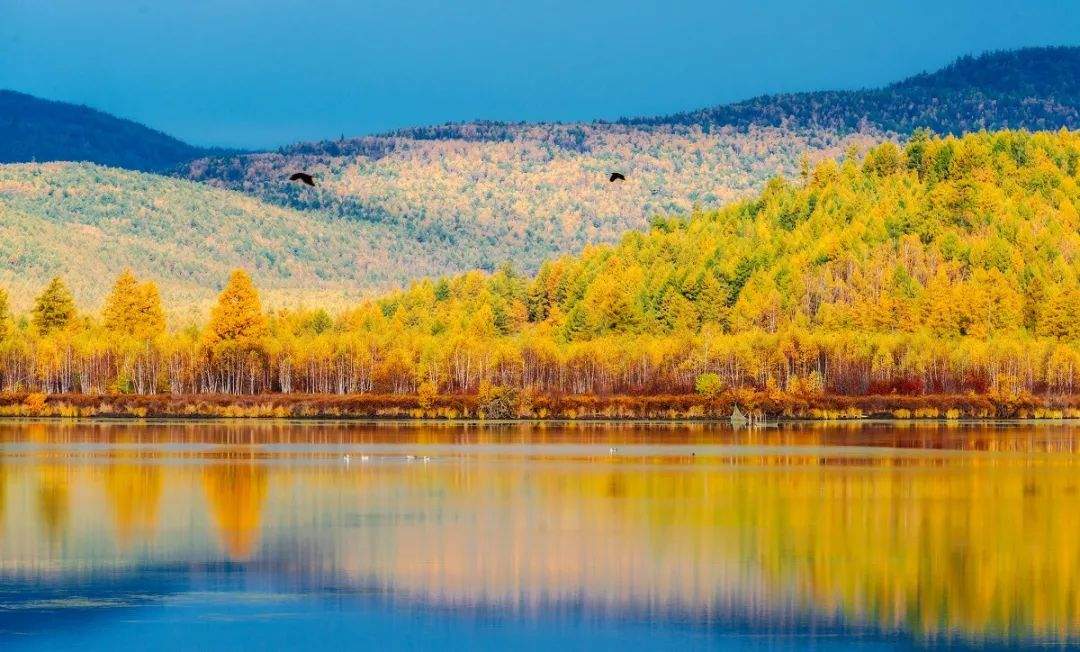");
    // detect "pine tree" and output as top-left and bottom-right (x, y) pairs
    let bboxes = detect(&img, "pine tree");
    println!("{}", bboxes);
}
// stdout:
(32, 277), (76, 335)
(103, 270), (139, 335)
(103, 270), (166, 341)
(206, 269), (268, 348)
(135, 281), (167, 340)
